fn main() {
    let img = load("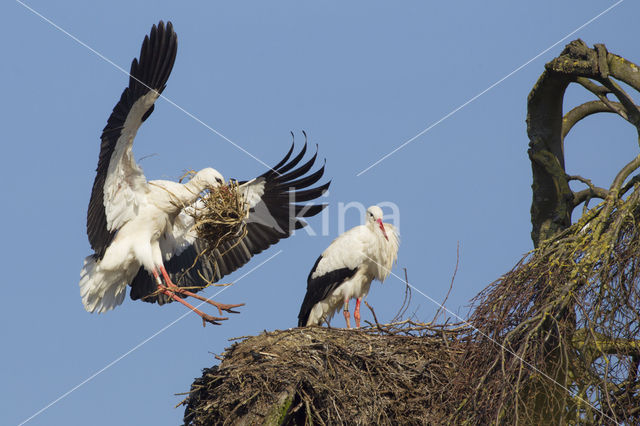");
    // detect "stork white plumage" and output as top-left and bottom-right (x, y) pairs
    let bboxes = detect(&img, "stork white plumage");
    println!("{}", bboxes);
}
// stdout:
(80, 21), (329, 325)
(298, 206), (399, 328)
